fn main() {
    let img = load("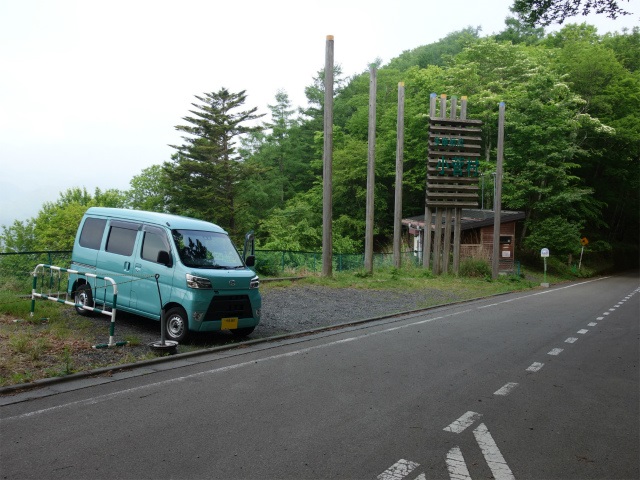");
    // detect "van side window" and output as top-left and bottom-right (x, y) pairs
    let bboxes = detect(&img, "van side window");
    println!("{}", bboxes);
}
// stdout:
(141, 227), (170, 263)
(105, 221), (140, 256)
(79, 218), (106, 250)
